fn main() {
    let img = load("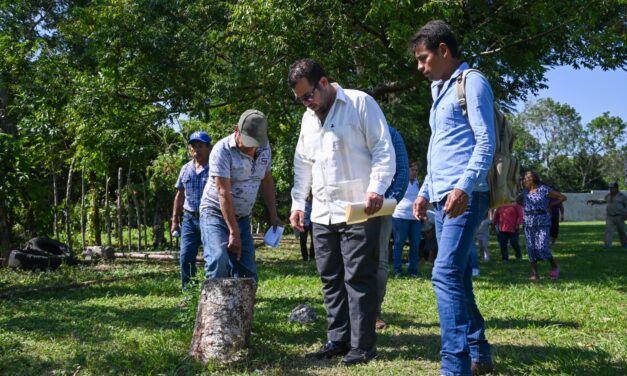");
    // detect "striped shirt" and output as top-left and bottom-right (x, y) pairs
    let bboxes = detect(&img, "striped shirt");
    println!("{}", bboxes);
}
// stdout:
(175, 160), (209, 212)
